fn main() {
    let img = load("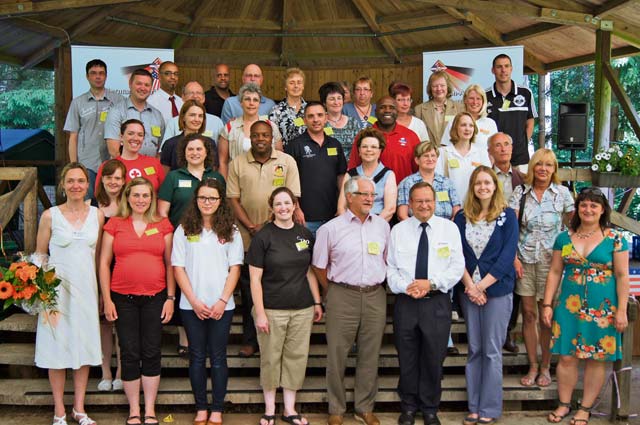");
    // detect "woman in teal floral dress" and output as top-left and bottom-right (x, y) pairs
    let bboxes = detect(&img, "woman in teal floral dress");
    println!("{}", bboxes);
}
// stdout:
(542, 187), (629, 425)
